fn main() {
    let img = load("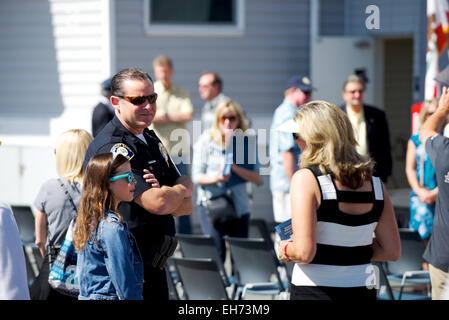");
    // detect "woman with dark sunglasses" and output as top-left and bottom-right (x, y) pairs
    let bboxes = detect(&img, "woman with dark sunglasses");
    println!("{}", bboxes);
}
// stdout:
(192, 100), (263, 262)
